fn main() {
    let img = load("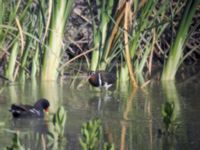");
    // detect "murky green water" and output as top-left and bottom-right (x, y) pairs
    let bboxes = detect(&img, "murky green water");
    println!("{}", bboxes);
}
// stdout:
(0, 74), (200, 150)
